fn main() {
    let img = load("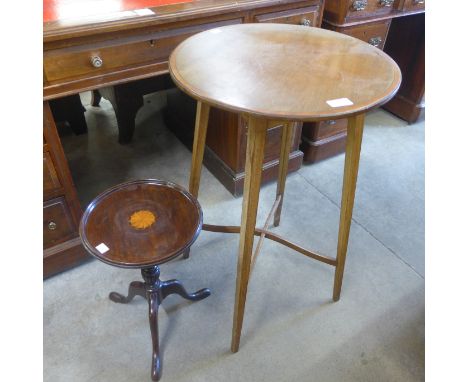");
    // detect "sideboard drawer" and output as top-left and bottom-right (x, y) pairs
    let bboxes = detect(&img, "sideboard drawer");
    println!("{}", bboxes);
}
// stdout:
(44, 18), (242, 83)
(346, 0), (396, 21)
(330, 19), (391, 50)
(43, 197), (77, 249)
(255, 6), (321, 27)
(402, 0), (425, 11)
(303, 118), (348, 141)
